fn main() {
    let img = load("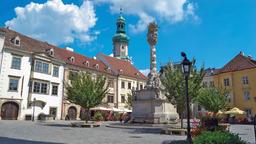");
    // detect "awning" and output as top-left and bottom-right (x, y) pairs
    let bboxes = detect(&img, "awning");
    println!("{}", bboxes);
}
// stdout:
(224, 107), (245, 115)
(90, 107), (112, 111)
